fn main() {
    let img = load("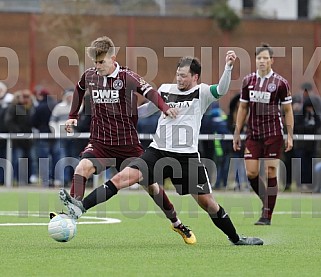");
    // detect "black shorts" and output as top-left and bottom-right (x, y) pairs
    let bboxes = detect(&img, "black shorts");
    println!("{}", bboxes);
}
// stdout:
(129, 147), (212, 195)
